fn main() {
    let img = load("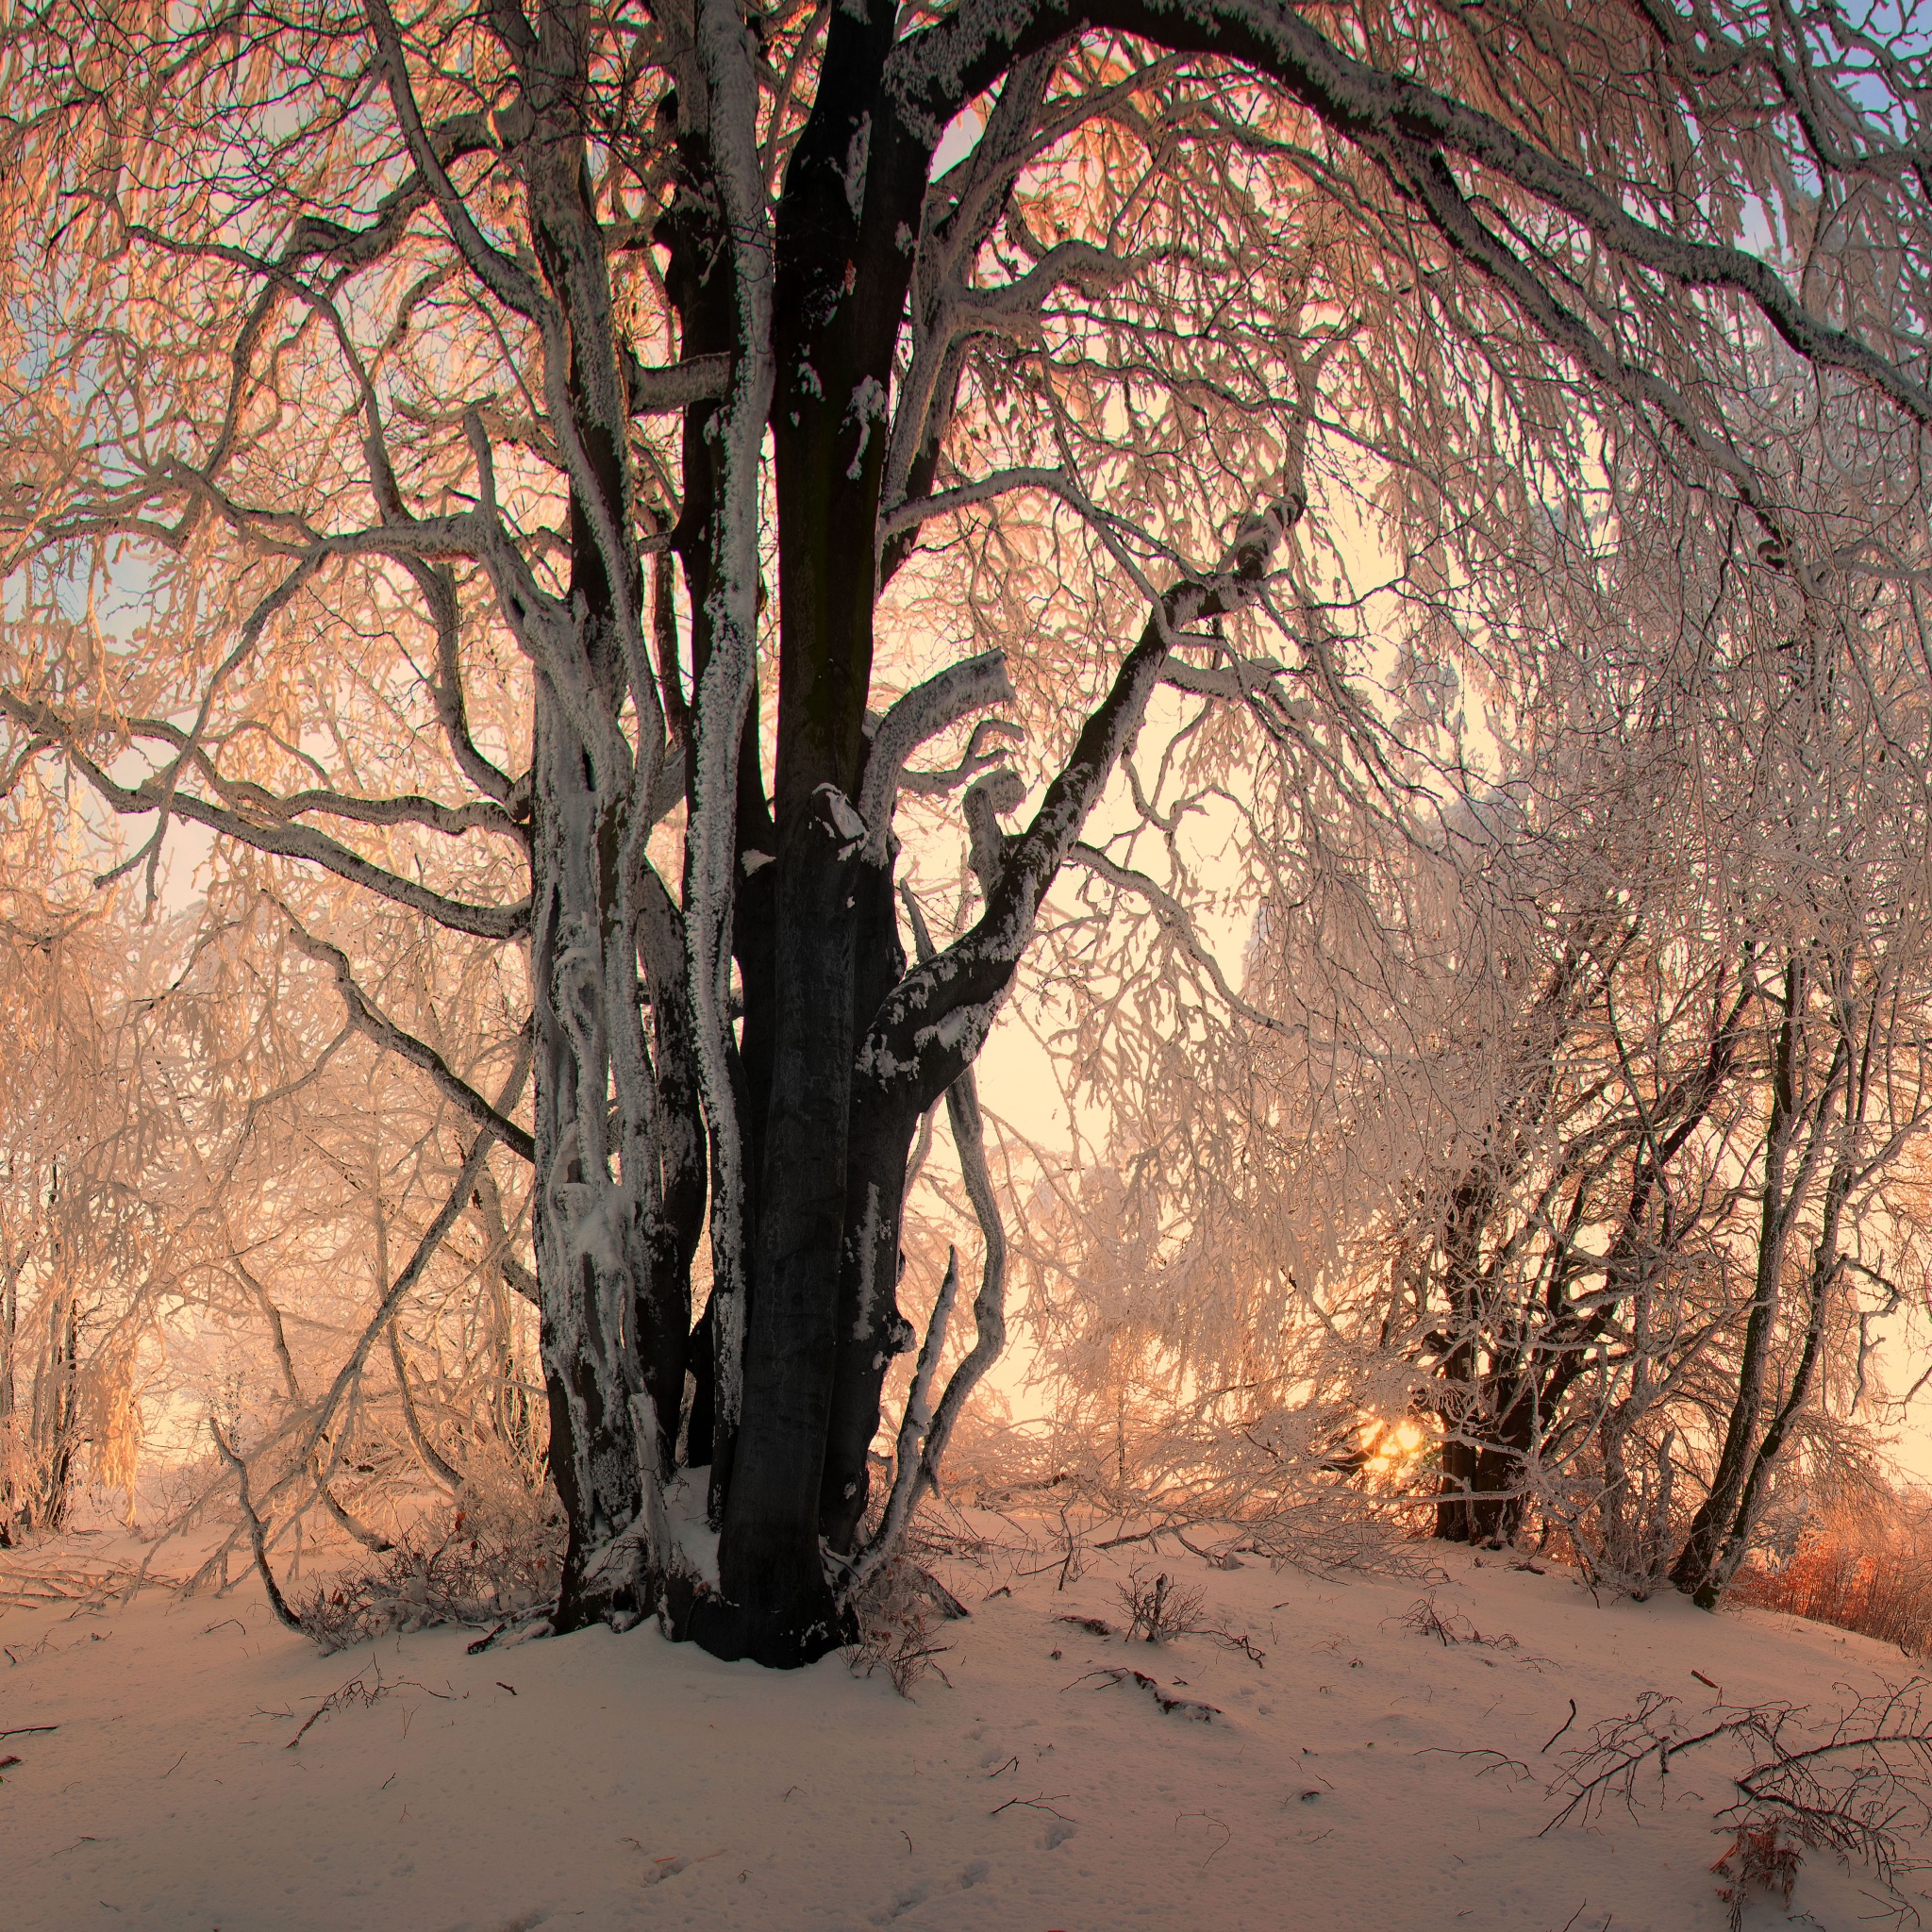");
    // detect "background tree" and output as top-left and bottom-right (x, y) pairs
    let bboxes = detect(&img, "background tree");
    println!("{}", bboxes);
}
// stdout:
(1026, 446), (1932, 1595)
(0, 876), (190, 1541)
